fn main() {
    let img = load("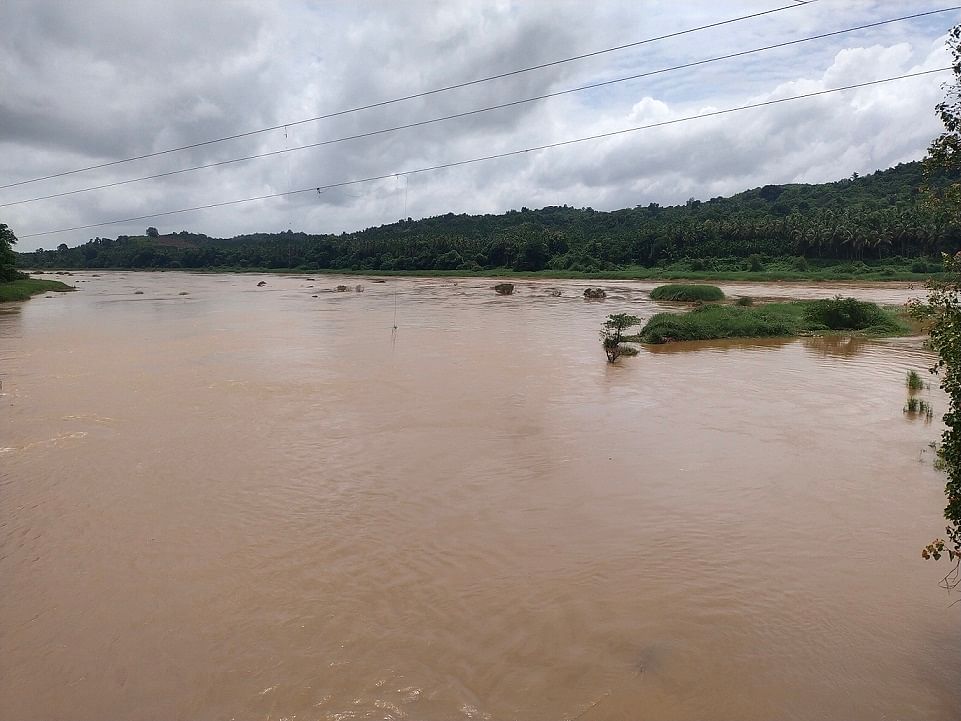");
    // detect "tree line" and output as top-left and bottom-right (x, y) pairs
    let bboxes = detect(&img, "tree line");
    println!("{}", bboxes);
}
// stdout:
(15, 160), (961, 272)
